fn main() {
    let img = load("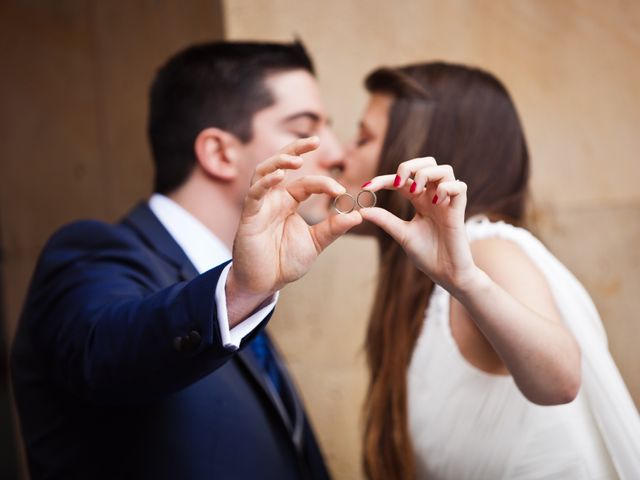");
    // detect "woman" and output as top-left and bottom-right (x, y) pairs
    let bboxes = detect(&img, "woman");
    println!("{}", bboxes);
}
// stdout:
(341, 63), (640, 479)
